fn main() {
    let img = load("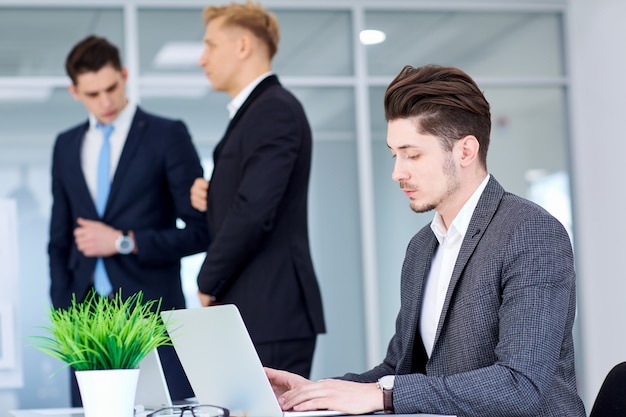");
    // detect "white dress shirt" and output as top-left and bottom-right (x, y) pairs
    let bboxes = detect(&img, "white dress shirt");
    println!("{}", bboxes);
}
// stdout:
(420, 174), (490, 356)
(227, 72), (273, 119)
(81, 102), (137, 204)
